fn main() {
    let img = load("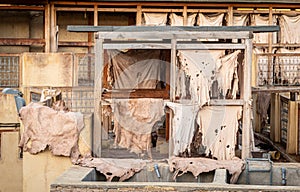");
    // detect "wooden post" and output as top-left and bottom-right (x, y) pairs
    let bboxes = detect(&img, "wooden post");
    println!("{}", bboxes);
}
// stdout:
(242, 37), (253, 159)
(270, 93), (281, 142)
(44, 4), (50, 53)
(94, 4), (98, 26)
(93, 35), (103, 157)
(268, 6), (273, 85)
(287, 100), (298, 154)
(136, 5), (142, 26)
(183, 5), (187, 26)
(50, 3), (57, 52)
(169, 38), (177, 158)
(228, 6), (233, 26)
